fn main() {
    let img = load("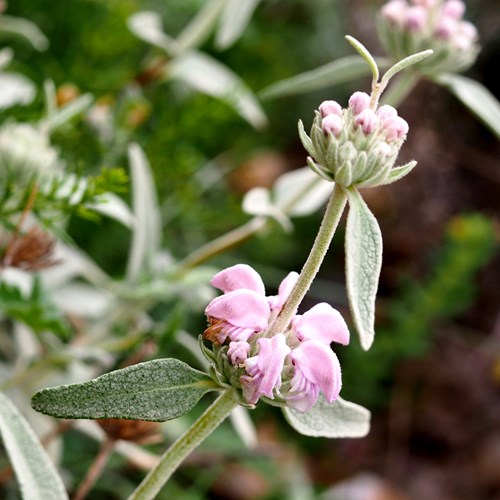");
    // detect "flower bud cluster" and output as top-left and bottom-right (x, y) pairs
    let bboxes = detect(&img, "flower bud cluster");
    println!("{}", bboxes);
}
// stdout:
(301, 91), (412, 188)
(202, 264), (350, 412)
(378, 0), (479, 74)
